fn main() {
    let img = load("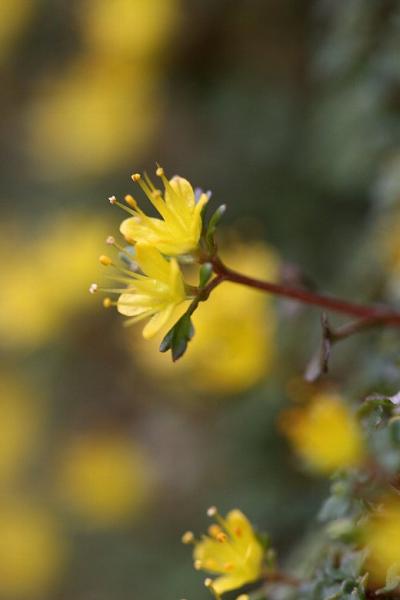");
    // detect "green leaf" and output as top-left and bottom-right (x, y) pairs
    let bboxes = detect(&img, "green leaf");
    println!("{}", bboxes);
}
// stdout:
(159, 313), (195, 361)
